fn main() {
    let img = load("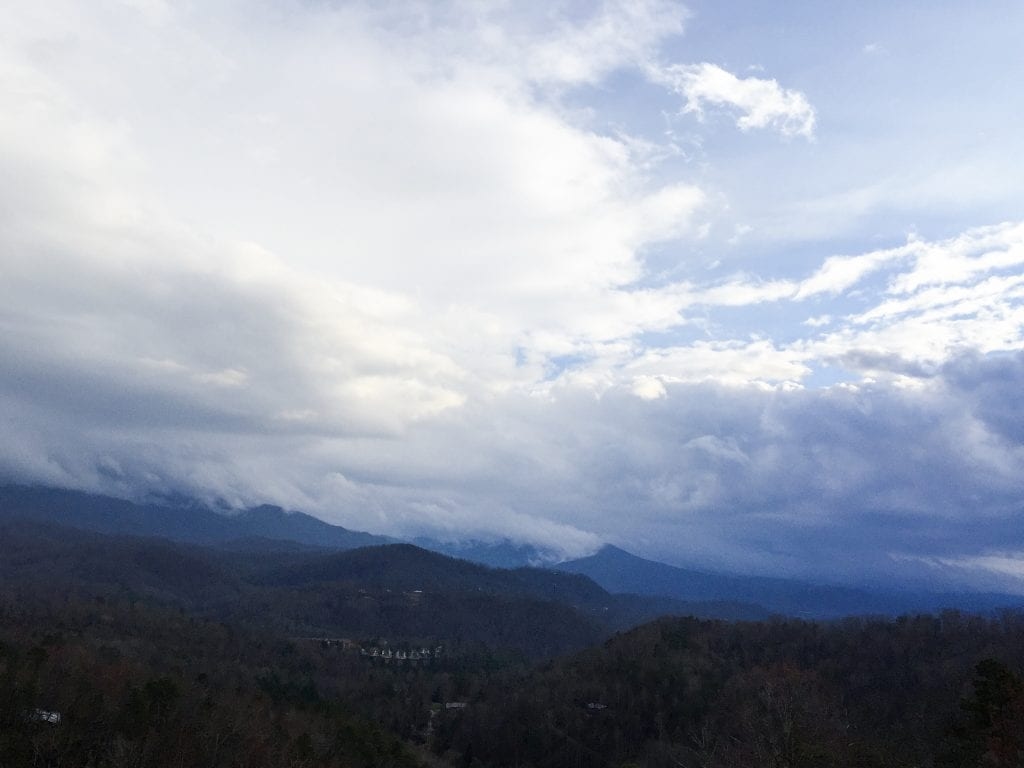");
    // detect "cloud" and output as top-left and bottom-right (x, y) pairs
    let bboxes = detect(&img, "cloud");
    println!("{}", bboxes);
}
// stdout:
(938, 552), (1024, 581)
(4, 0), (1024, 589)
(794, 245), (910, 299)
(889, 223), (1024, 294)
(634, 222), (1024, 387)
(631, 375), (668, 400)
(627, 340), (811, 386)
(0, 0), (704, 551)
(0, 0), (705, 380)
(654, 62), (816, 138)
(517, 0), (688, 85)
